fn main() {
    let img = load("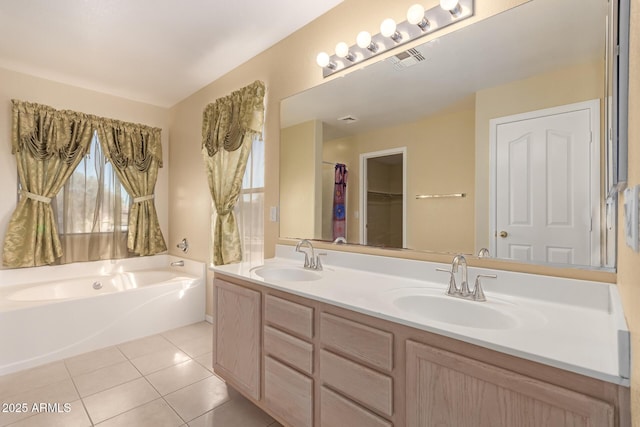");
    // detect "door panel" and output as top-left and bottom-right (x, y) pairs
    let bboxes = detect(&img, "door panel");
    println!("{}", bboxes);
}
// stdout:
(495, 105), (595, 266)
